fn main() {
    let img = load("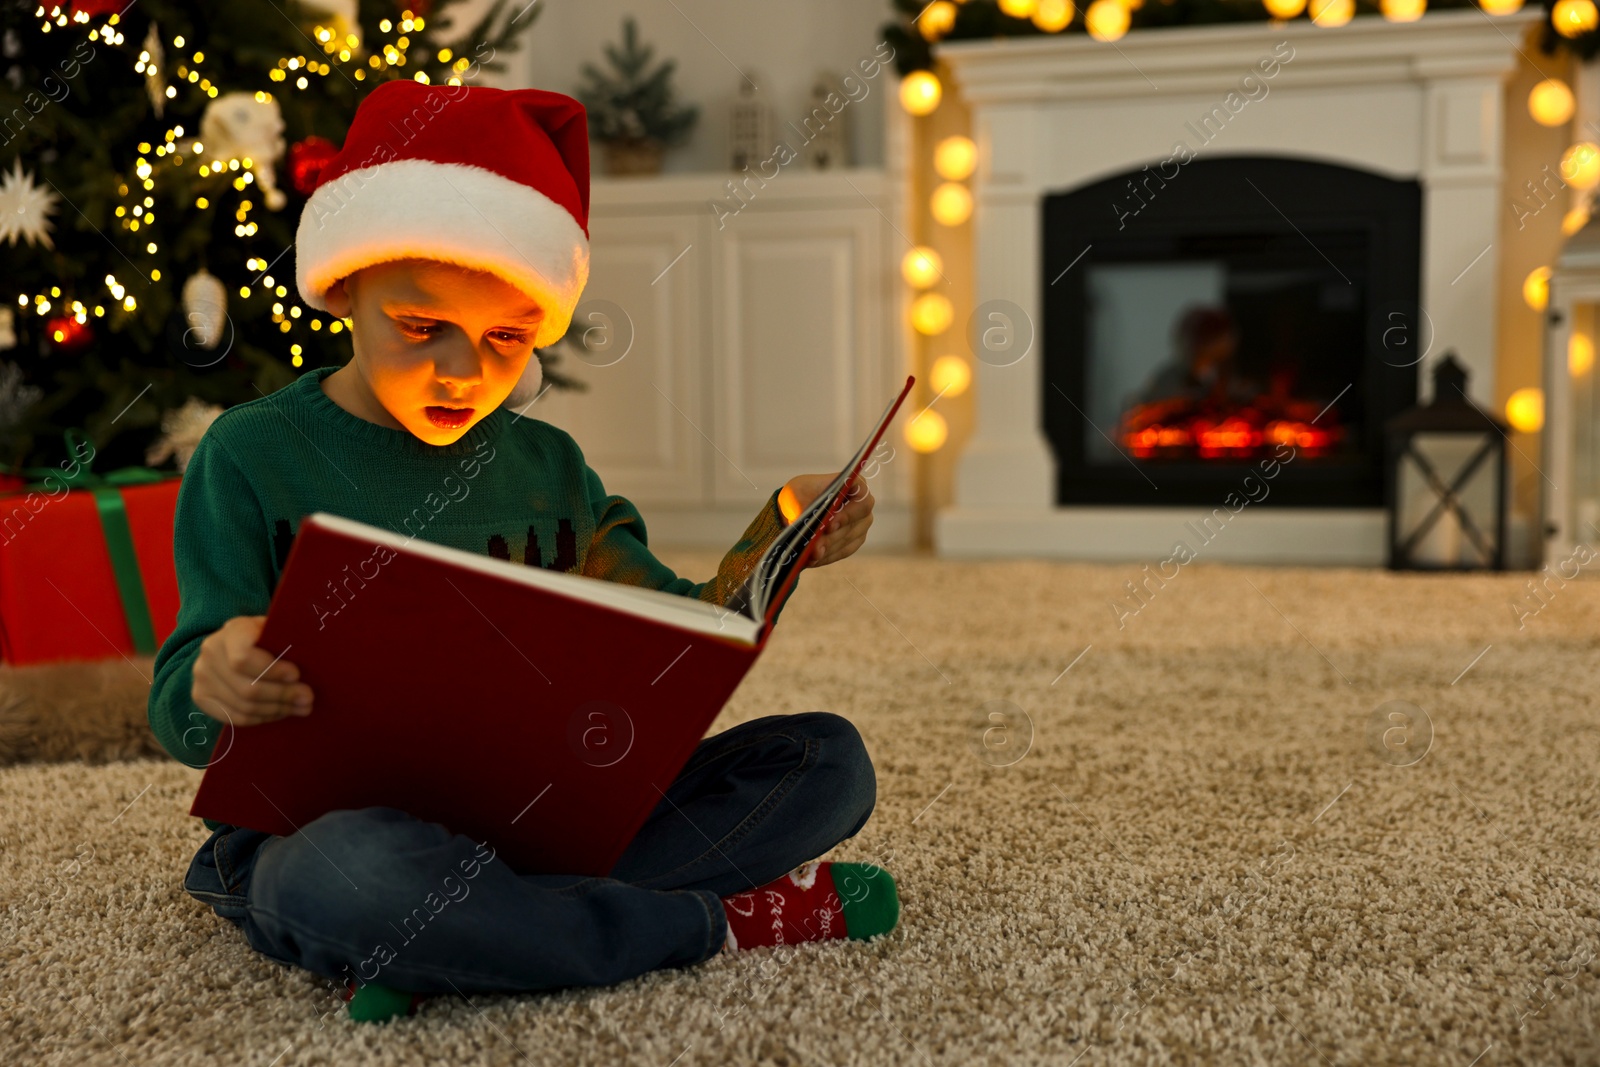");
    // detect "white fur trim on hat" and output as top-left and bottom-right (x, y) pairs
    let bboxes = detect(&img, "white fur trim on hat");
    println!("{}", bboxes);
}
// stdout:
(294, 158), (590, 351)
